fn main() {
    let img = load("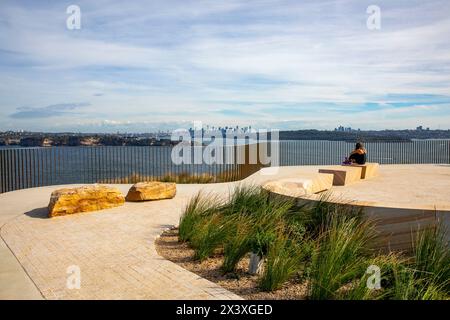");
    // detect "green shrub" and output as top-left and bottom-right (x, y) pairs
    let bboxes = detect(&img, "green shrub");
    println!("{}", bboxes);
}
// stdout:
(294, 195), (364, 238)
(221, 194), (290, 273)
(384, 225), (450, 300)
(222, 216), (253, 273)
(221, 222), (284, 274)
(342, 225), (450, 300)
(259, 232), (304, 291)
(190, 214), (232, 261)
(179, 187), (449, 300)
(388, 266), (433, 300)
(338, 253), (402, 300)
(385, 265), (448, 300)
(220, 186), (295, 273)
(178, 192), (222, 242)
(419, 282), (449, 300)
(222, 185), (271, 216)
(308, 214), (376, 300)
(250, 229), (278, 257)
(413, 224), (449, 288)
